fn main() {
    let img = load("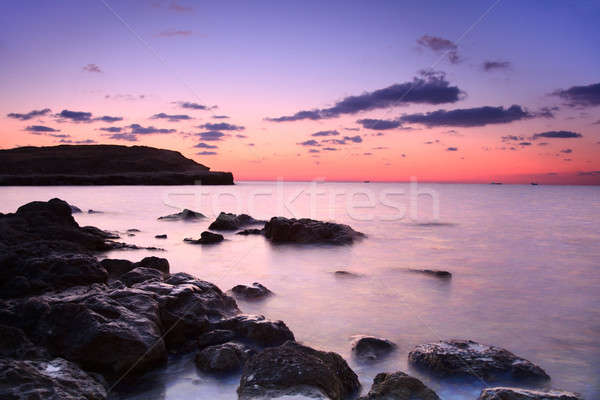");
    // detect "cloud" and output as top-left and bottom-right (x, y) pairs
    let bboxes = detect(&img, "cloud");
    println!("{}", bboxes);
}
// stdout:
(266, 71), (462, 122)
(177, 101), (212, 110)
(298, 139), (321, 147)
(48, 133), (70, 138)
(578, 170), (600, 176)
(356, 118), (402, 130)
(482, 61), (511, 71)
(501, 135), (524, 142)
(344, 127), (360, 131)
(128, 124), (176, 134)
(560, 148), (573, 153)
(151, 112), (192, 122)
(198, 122), (244, 131)
(197, 151), (217, 156)
(531, 130), (582, 139)
(552, 82), (600, 107)
(159, 29), (192, 37)
(519, 142), (532, 146)
(169, 1), (193, 12)
(322, 147), (338, 151)
(25, 125), (60, 133)
(308, 149), (320, 153)
(417, 35), (461, 64)
(400, 105), (534, 127)
(343, 135), (362, 143)
(535, 106), (559, 118)
(212, 115), (229, 119)
(197, 131), (225, 141)
(94, 115), (123, 123)
(236, 134), (248, 138)
(446, 147), (458, 151)
(7, 108), (51, 121)
(59, 139), (97, 144)
(311, 130), (339, 137)
(105, 133), (138, 141)
(56, 109), (93, 122)
(82, 64), (102, 73)
(98, 127), (122, 133)
(195, 142), (218, 149)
